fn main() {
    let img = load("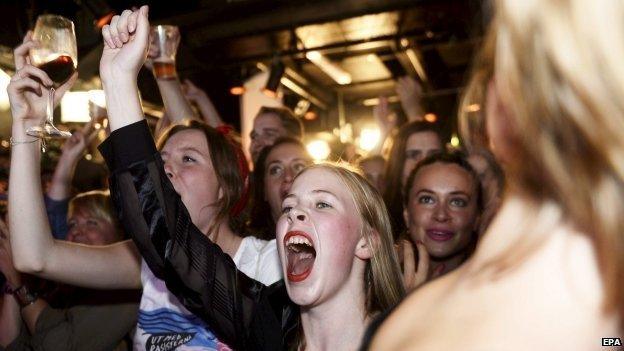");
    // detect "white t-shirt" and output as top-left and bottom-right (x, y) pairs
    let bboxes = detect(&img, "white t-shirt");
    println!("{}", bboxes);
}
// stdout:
(133, 237), (281, 350)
